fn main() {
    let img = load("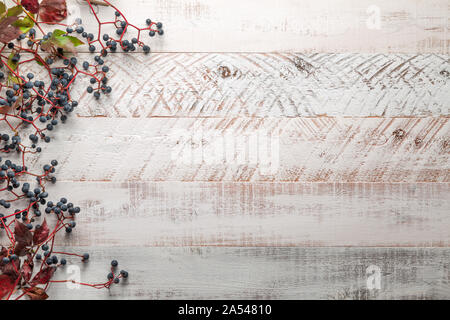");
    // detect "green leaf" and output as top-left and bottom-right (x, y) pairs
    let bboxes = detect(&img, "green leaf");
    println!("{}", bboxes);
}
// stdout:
(51, 34), (69, 48)
(8, 73), (23, 84)
(7, 52), (22, 85)
(7, 52), (18, 71)
(8, 73), (21, 84)
(0, 3), (6, 15)
(66, 35), (84, 47)
(41, 29), (84, 53)
(12, 13), (34, 33)
(52, 28), (66, 37)
(6, 5), (23, 17)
